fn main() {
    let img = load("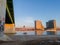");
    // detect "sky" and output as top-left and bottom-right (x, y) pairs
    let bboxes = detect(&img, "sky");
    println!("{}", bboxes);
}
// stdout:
(13, 0), (60, 28)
